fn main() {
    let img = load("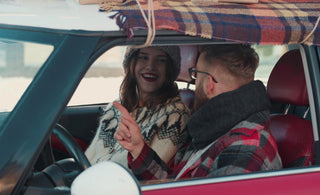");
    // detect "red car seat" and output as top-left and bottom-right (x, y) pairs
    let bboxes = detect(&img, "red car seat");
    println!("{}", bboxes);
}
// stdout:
(267, 49), (315, 168)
